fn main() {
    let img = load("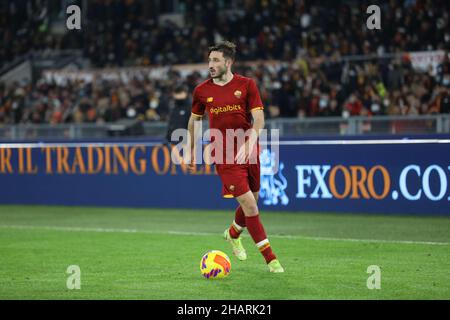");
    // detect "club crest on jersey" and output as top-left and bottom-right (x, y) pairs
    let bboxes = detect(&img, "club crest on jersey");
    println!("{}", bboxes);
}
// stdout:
(234, 90), (242, 98)
(207, 97), (214, 103)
